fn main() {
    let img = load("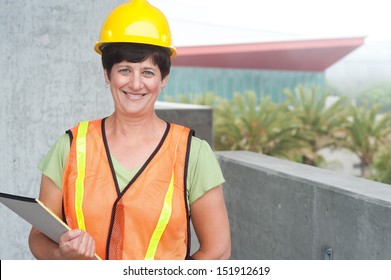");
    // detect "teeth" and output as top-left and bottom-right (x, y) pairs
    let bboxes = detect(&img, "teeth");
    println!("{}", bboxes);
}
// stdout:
(124, 92), (144, 100)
